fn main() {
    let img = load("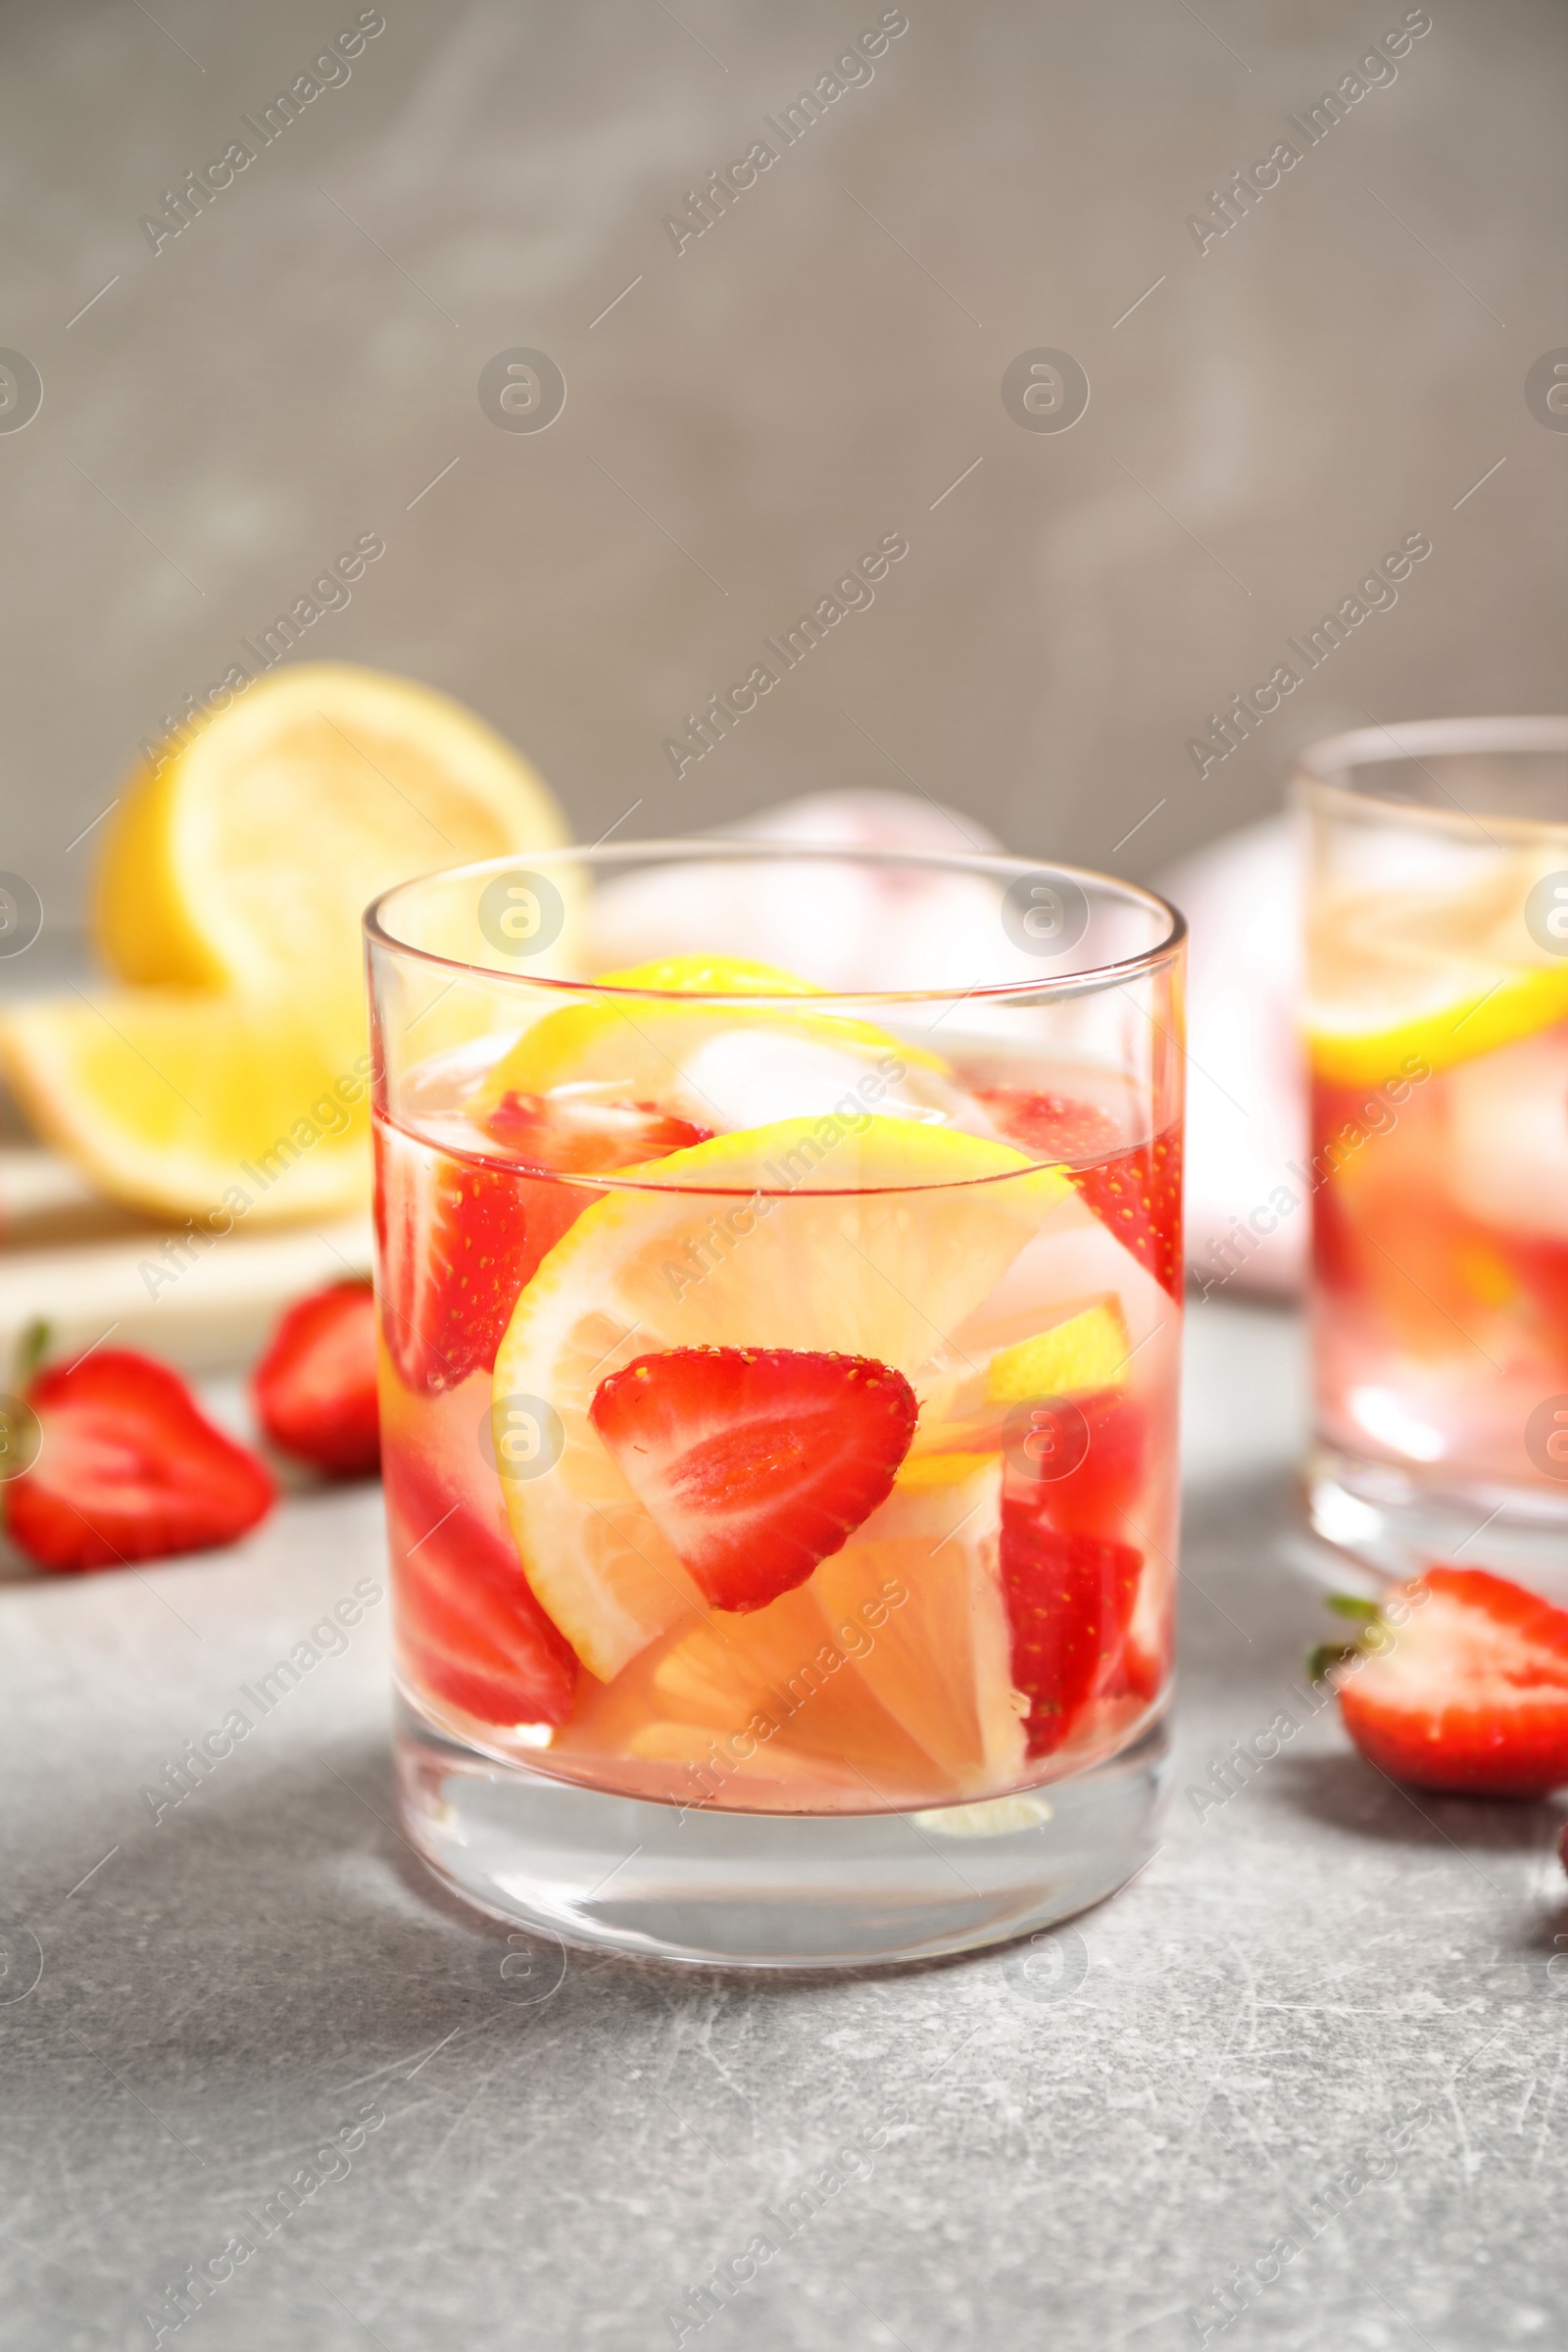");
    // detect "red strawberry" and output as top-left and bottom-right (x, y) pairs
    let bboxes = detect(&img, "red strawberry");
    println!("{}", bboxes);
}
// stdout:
(976, 1087), (1119, 1164)
(980, 1089), (1184, 1298)
(1010, 1384), (1147, 1541)
(384, 1451), (577, 1728)
(1071, 1128), (1184, 1299)
(5, 1349), (274, 1572)
(1000, 1500), (1143, 1756)
(1323, 1568), (1568, 1799)
(377, 1098), (710, 1395)
(589, 1346), (917, 1614)
(482, 1091), (709, 1171)
(253, 1281), (379, 1480)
